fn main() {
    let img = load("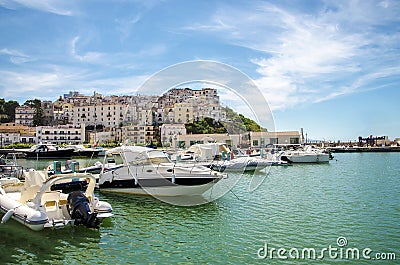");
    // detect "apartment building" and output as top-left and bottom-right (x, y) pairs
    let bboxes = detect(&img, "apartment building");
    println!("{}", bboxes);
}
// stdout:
(121, 125), (156, 145)
(15, 105), (35, 126)
(160, 124), (187, 147)
(36, 124), (85, 145)
(173, 102), (194, 123)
